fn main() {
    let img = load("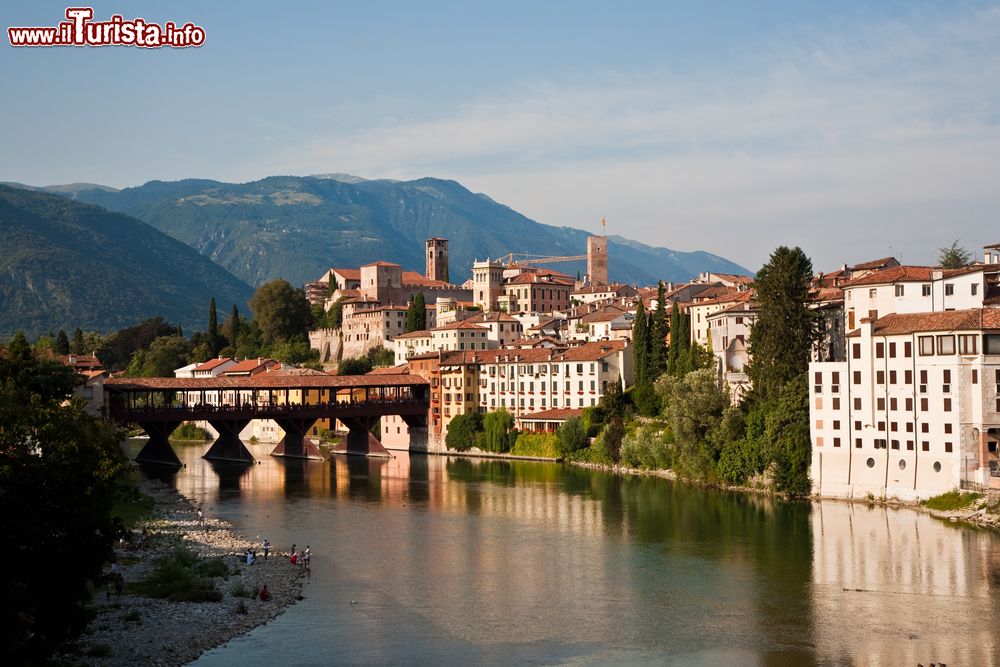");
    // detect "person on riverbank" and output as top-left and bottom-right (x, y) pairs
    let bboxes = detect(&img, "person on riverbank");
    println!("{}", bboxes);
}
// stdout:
(197, 507), (205, 527)
(263, 537), (270, 559)
(246, 549), (255, 566)
(303, 546), (311, 570)
(259, 584), (271, 601)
